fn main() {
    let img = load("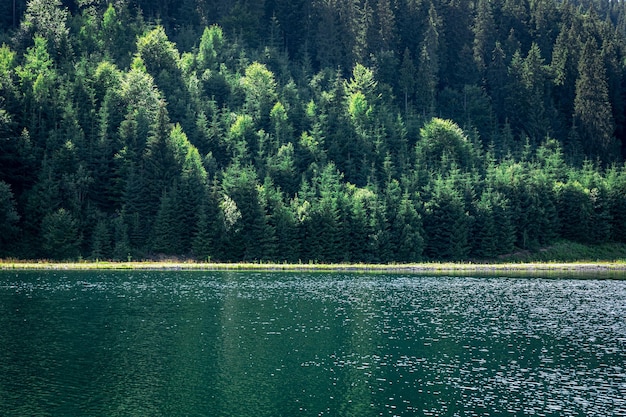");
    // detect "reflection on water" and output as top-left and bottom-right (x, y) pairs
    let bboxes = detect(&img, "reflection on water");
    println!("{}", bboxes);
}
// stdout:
(0, 271), (625, 416)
